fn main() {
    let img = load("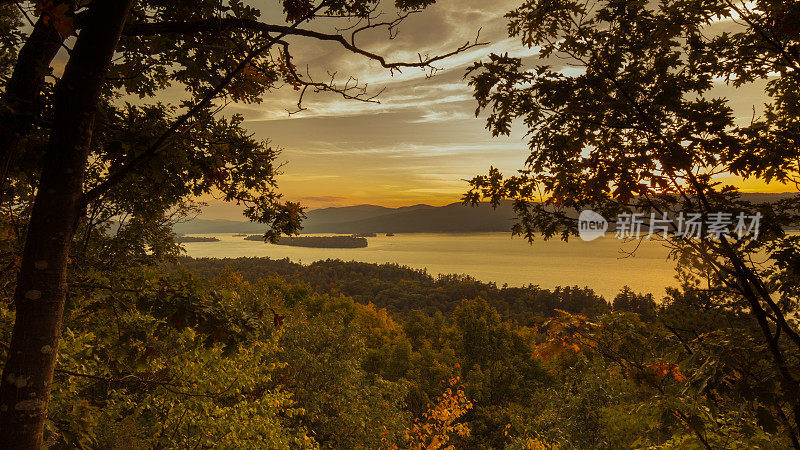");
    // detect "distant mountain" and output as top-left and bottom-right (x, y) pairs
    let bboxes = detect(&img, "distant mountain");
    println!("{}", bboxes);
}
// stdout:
(304, 204), (436, 227)
(174, 202), (515, 235)
(738, 192), (797, 203)
(301, 202), (516, 234)
(304, 205), (393, 224)
(173, 219), (266, 235)
(173, 193), (797, 235)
